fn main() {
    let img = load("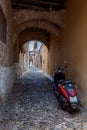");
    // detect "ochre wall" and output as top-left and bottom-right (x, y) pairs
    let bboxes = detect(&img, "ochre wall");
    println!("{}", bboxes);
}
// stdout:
(60, 0), (87, 105)
(40, 44), (49, 74)
(49, 35), (60, 76)
(40, 34), (61, 76)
